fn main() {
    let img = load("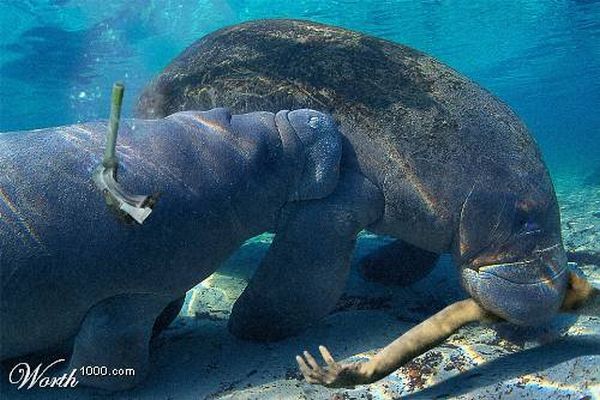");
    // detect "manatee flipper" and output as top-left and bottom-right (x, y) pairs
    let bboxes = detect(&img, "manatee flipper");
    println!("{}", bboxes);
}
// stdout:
(69, 294), (169, 390)
(359, 240), (439, 286)
(229, 172), (383, 341)
(152, 296), (185, 338)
